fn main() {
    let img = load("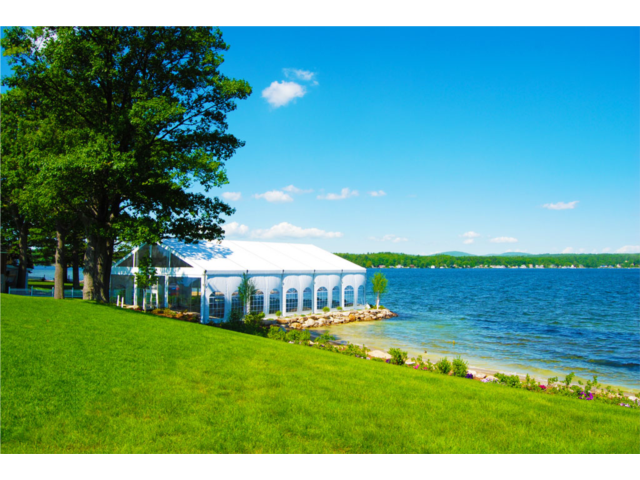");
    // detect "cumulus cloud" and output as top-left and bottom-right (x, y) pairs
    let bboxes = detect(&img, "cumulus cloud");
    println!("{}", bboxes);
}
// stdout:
(543, 201), (579, 210)
(463, 239), (474, 245)
(616, 245), (640, 253)
(283, 68), (318, 84)
(262, 81), (306, 108)
(251, 222), (343, 239)
(223, 222), (249, 236)
(602, 247), (611, 253)
(282, 185), (313, 194)
(368, 190), (386, 197)
(221, 191), (242, 201)
(253, 190), (293, 203)
(490, 237), (518, 244)
(461, 231), (481, 239)
(369, 234), (408, 243)
(317, 187), (359, 200)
